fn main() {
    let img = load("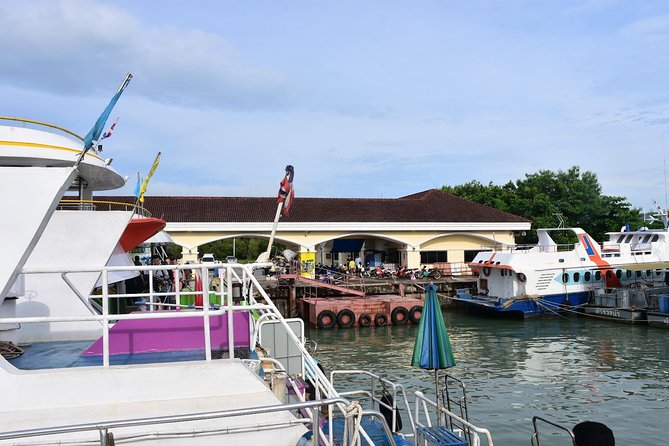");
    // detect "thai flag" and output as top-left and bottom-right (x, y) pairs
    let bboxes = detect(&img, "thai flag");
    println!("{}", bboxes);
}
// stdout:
(100, 118), (118, 140)
(277, 165), (295, 216)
